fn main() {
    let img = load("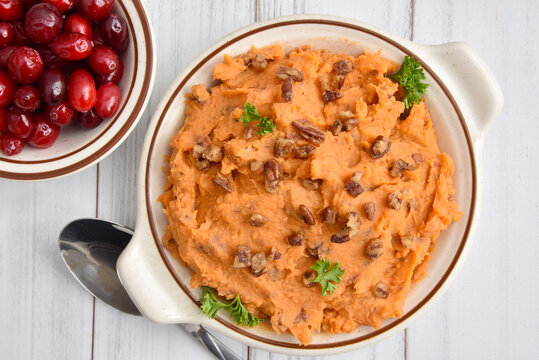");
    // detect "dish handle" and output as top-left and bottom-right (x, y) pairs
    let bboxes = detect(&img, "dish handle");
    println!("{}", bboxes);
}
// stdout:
(117, 221), (203, 324)
(414, 42), (503, 142)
